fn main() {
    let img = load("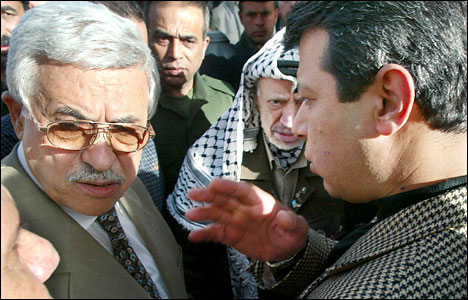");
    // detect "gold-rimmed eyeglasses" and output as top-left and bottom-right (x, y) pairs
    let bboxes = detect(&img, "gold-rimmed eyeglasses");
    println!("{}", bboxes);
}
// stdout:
(31, 117), (155, 153)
